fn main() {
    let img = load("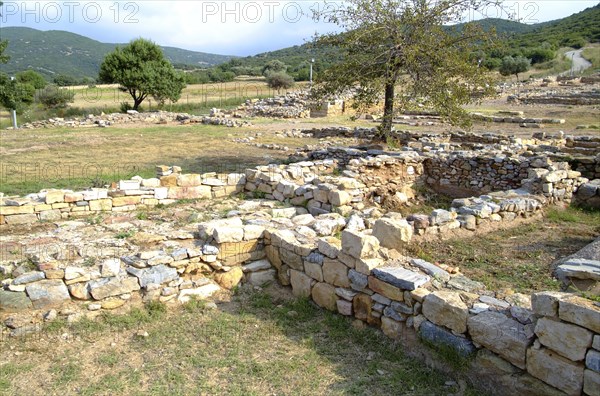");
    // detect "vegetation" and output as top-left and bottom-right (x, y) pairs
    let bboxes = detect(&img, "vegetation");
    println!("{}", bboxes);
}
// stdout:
(265, 72), (295, 93)
(262, 60), (287, 76)
(499, 55), (531, 80)
(0, 27), (234, 81)
(37, 85), (75, 109)
(311, 0), (497, 137)
(0, 288), (480, 395)
(15, 70), (47, 89)
(0, 72), (34, 113)
(99, 38), (186, 110)
(407, 206), (600, 293)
